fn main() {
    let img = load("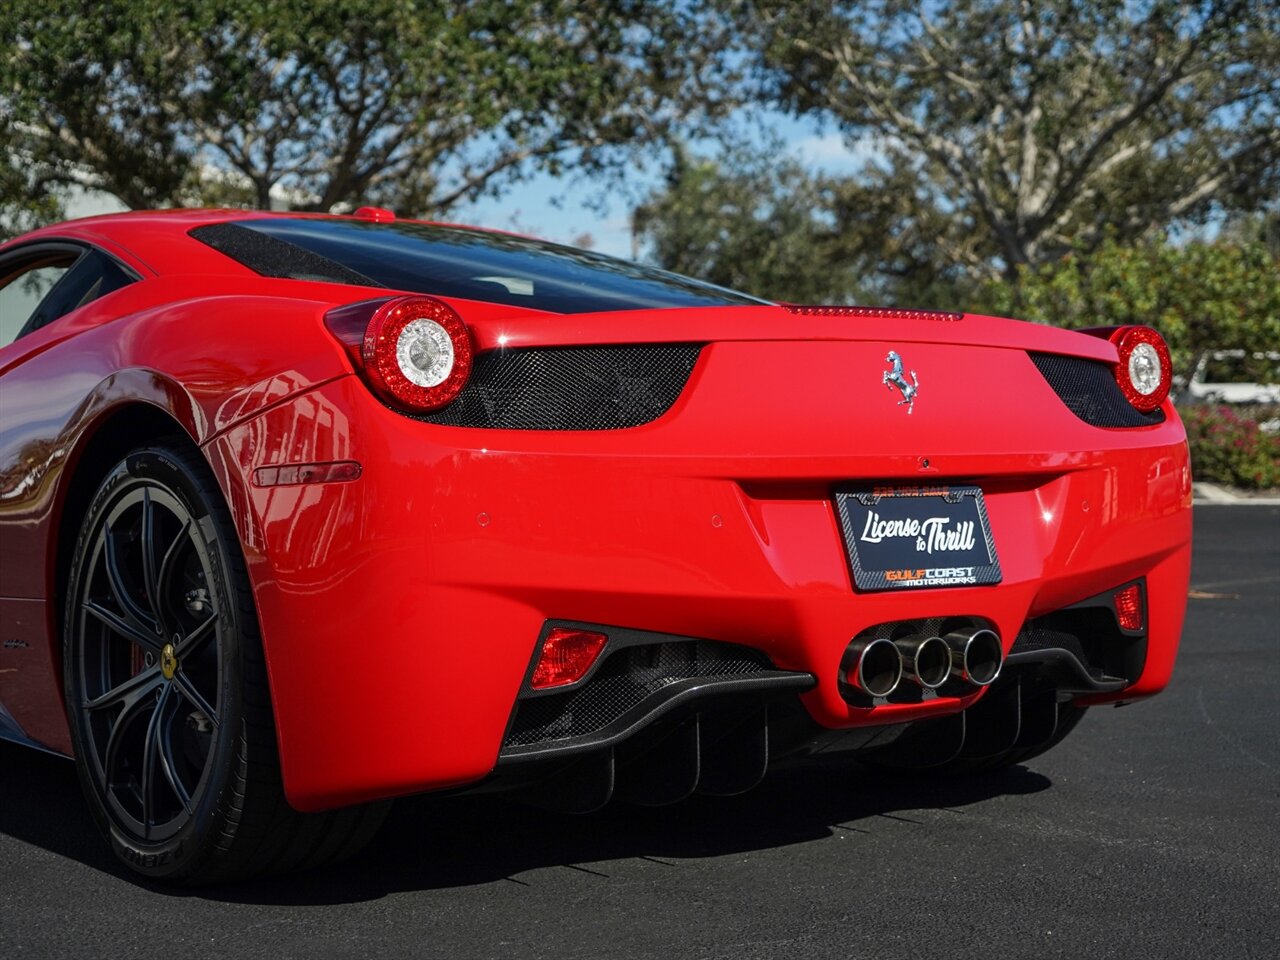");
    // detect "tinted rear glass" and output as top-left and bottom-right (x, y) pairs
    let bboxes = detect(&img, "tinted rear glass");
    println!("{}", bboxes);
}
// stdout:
(193, 217), (766, 314)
